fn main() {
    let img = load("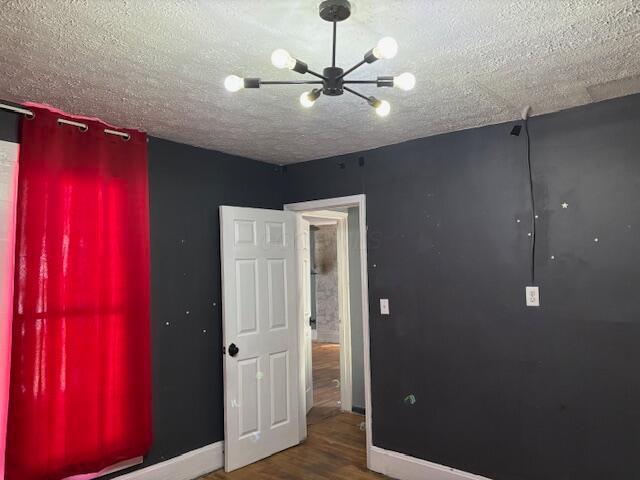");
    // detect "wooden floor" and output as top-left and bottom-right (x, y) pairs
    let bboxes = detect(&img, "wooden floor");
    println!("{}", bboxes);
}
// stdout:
(202, 343), (387, 480)
(307, 342), (342, 425)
